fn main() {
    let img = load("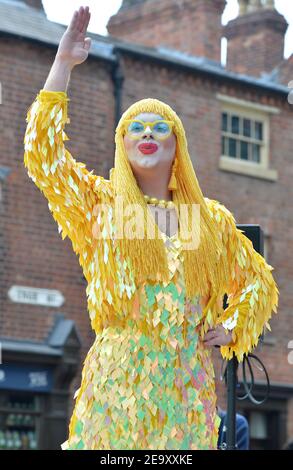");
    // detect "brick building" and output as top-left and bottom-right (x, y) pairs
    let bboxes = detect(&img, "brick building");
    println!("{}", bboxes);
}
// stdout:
(0, 0), (292, 449)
